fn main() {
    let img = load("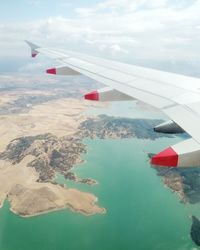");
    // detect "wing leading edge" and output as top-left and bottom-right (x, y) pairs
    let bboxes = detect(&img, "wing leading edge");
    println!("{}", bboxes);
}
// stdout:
(25, 41), (200, 167)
